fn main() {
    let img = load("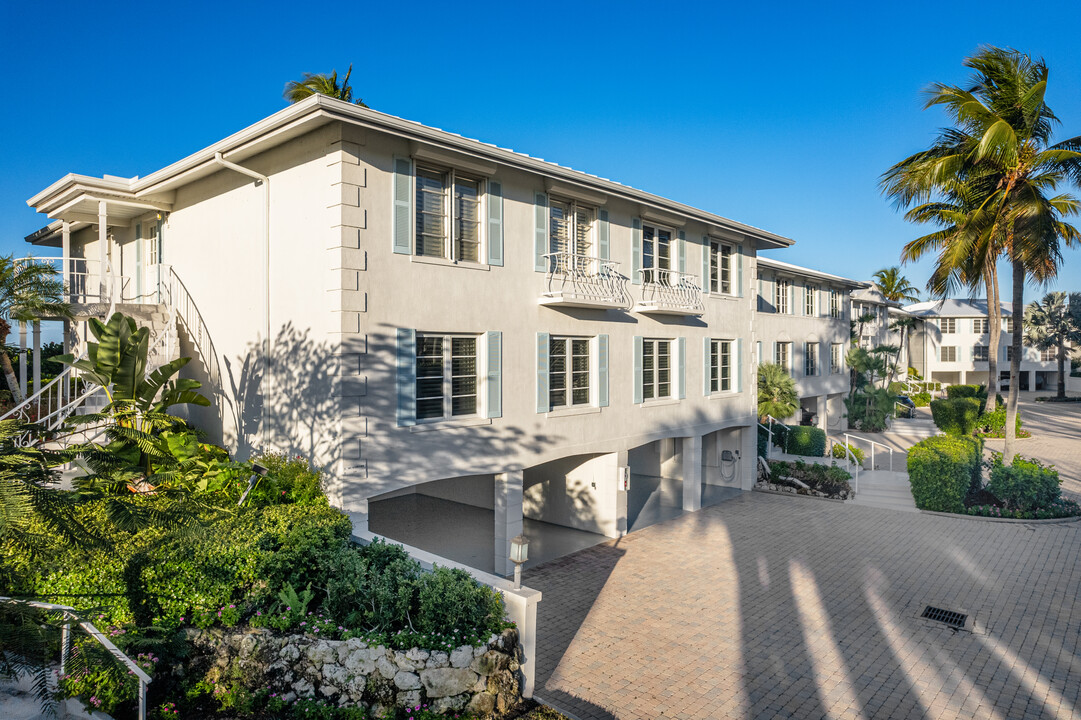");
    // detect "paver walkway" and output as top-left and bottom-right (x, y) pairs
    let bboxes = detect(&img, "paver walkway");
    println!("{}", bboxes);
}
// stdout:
(525, 492), (1081, 720)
